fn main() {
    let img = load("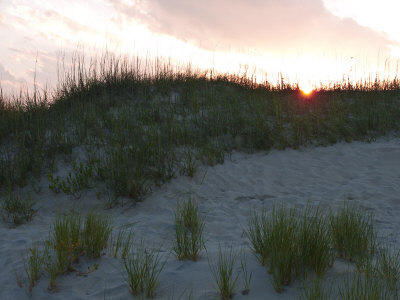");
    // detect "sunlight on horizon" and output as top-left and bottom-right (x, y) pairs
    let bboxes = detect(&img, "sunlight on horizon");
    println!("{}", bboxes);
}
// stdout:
(300, 84), (314, 96)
